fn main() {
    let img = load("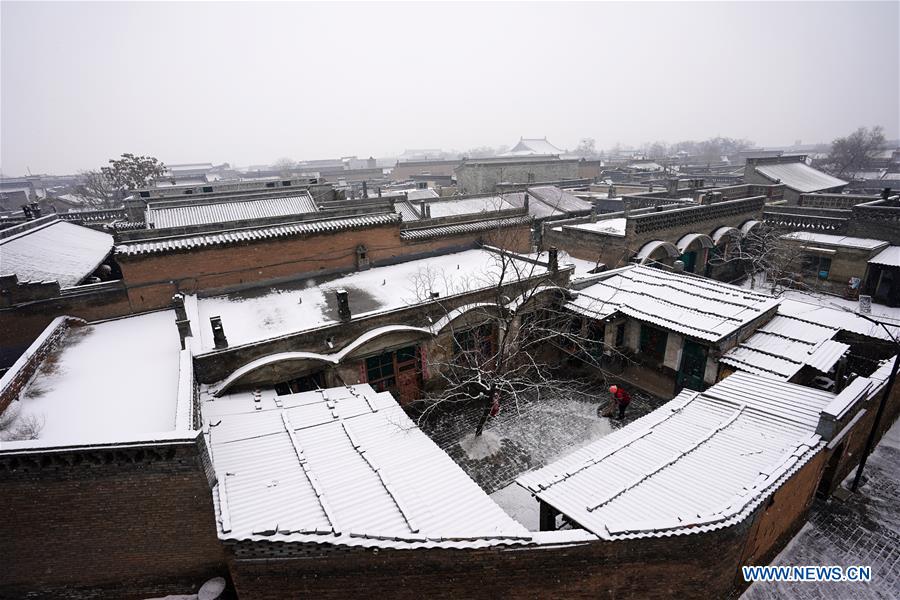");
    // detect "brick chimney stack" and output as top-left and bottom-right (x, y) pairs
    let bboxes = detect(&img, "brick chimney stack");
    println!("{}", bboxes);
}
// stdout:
(548, 247), (558, 273)
(336, 289), (351, 321)
(210, 316), (228, 349)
